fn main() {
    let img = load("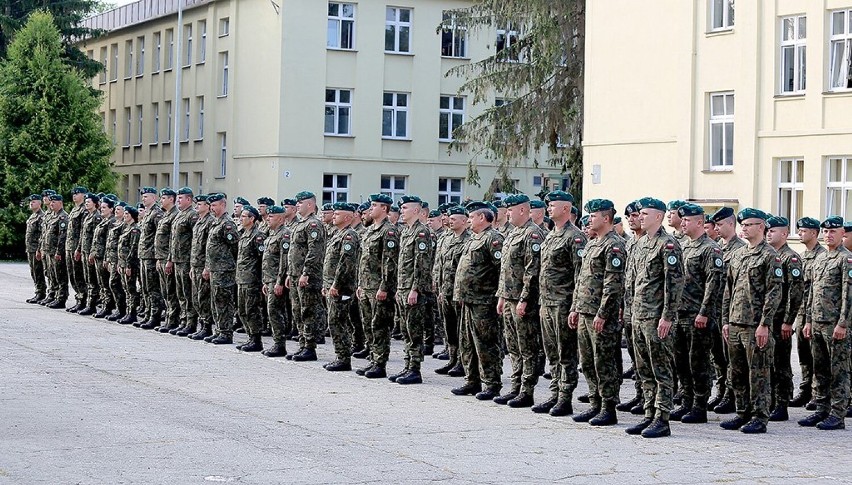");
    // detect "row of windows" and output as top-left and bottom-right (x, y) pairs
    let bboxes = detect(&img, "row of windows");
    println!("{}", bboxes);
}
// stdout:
(321, 173), (464, 205)
(776, 156), (852, 226)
